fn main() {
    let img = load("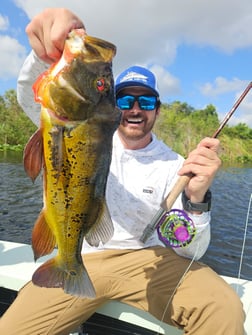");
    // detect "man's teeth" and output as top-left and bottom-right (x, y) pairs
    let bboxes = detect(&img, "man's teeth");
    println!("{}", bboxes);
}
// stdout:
(127, 118), (143, 124)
